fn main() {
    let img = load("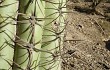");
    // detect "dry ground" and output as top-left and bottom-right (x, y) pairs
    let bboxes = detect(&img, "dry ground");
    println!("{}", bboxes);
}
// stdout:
(62, 1), (110, 70)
